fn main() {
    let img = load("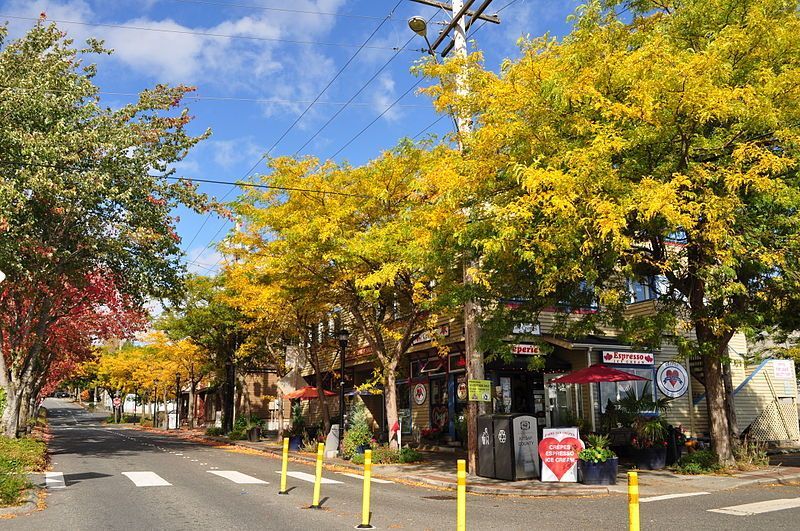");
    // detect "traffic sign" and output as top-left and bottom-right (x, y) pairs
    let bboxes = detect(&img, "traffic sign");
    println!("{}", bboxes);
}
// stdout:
(113, 397), (122, 407)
